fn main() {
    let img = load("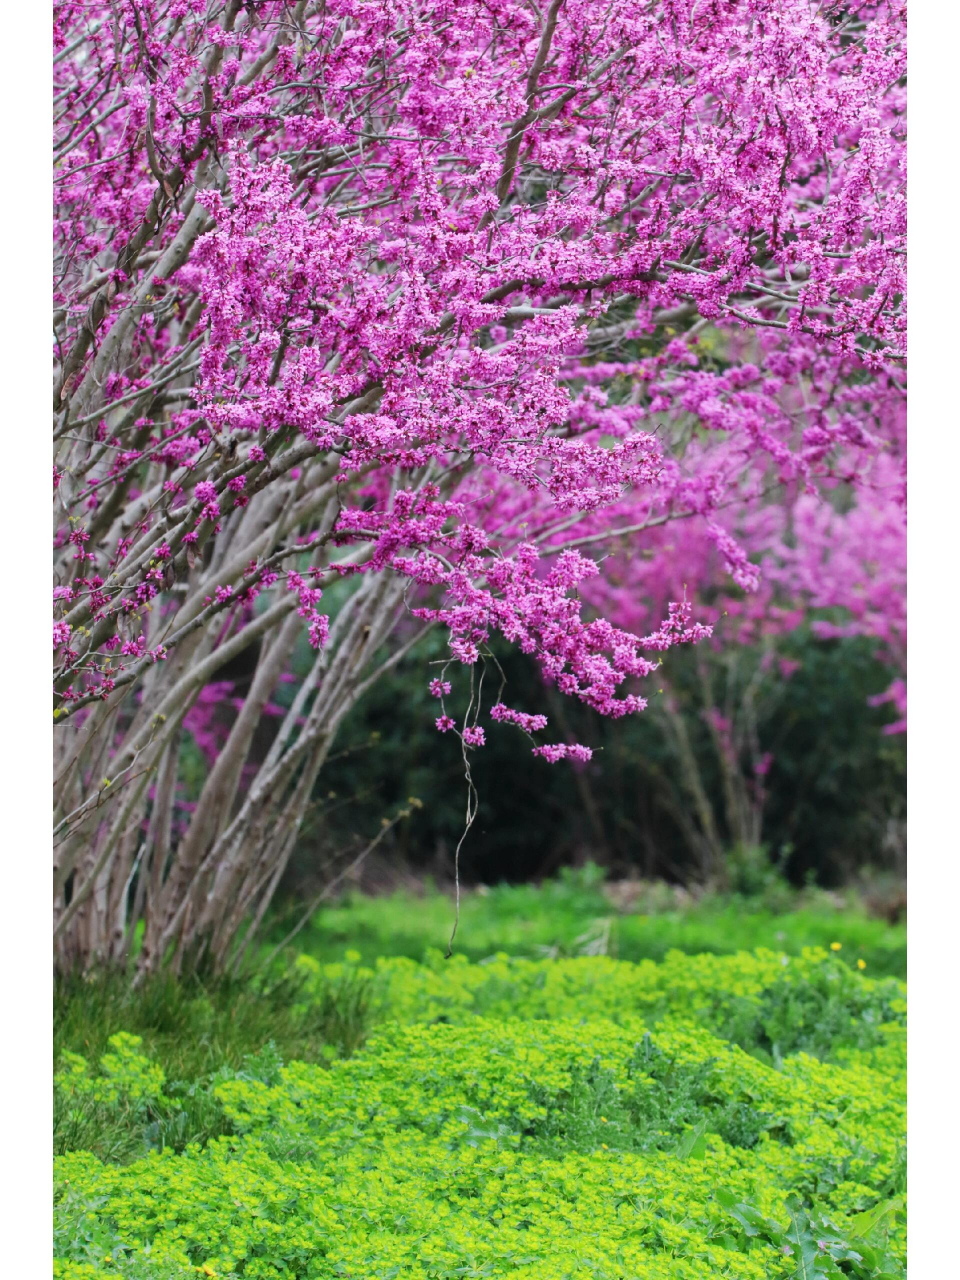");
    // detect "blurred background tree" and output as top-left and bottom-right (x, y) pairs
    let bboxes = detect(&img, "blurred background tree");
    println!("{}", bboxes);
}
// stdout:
(270, 626), (905, 908)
